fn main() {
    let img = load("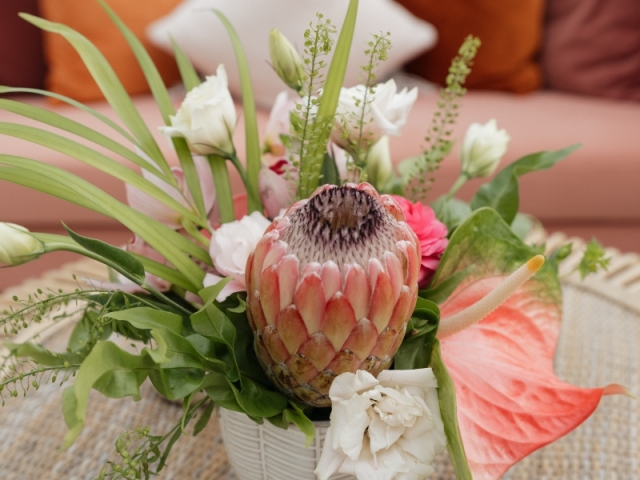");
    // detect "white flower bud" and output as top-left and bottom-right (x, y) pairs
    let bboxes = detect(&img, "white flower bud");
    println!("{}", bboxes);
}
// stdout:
(460, 119), (510, 179)
(268, 29), (305, 92)
(0, 223), (43, 266)
(160, 65), (236, 155)
(365, 135), (392, 189)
